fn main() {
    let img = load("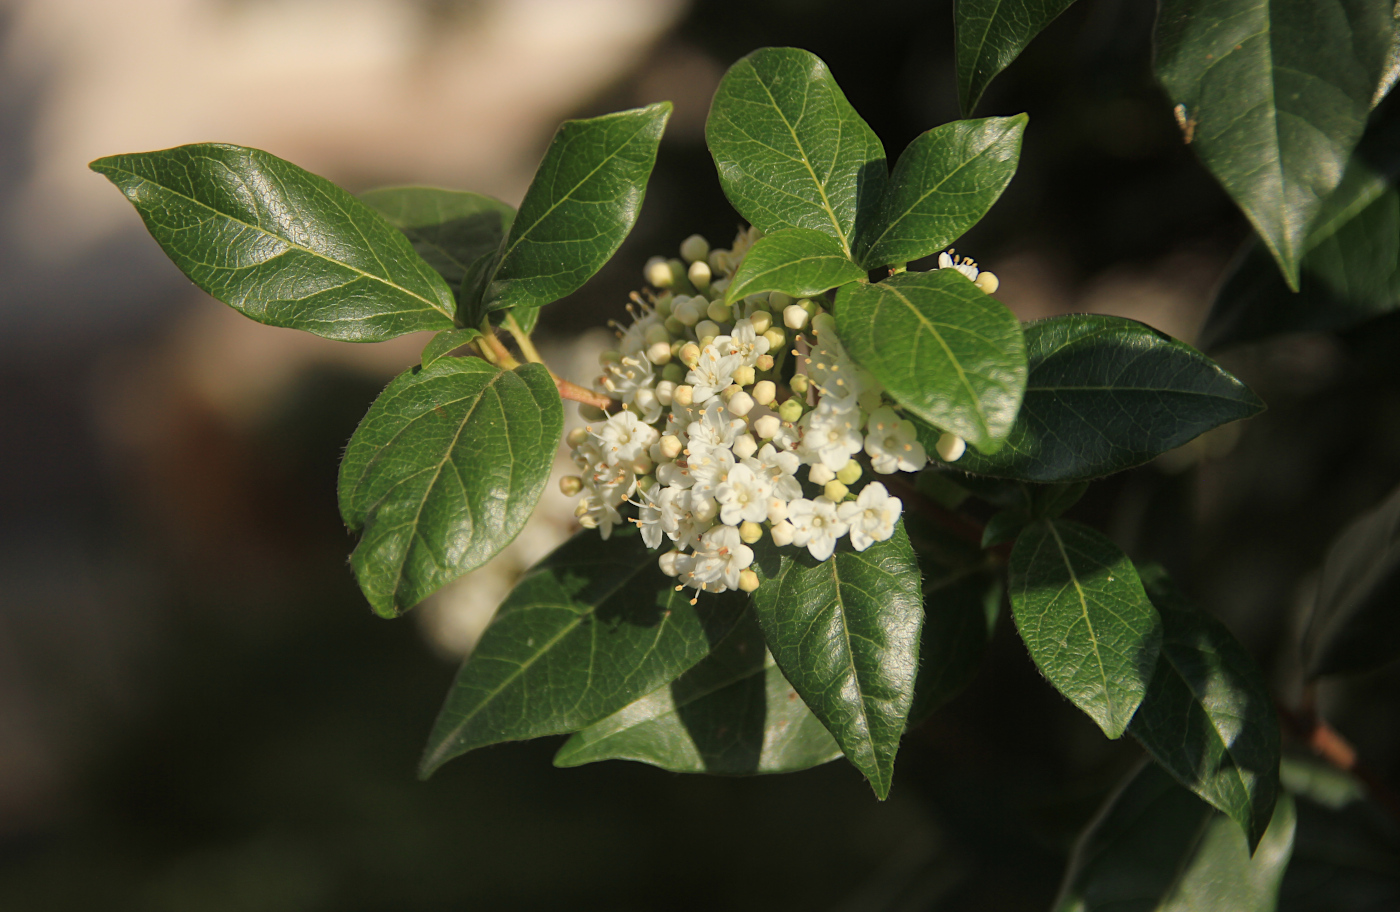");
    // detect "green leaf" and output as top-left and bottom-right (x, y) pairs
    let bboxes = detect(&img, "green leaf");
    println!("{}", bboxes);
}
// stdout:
(909, 567), (1001, 724)
(1302, 482), (1400, 677)
(419, 328), (482, 368)
(481, 102), (671, 314)
(706, 47), (887, 257)
(359, 186), (515, 294)
(420, 528), (747, 776)
(553, 612), (842, 774)
(724, 228), (868, 304)
(857, 115), (1027, 268)
(749, 521), (924, 798)
(338, 359), (562, 617)
(834, 269), (1027, 451)
(1203, 96), (1400, 349)
(981, 509), (1031, 548)
(955, 0), (1079, 116)
(1154, 0), (1396, 288)
(1009, 519), (1161, 739)
(1129, 565), (1281, 850)
(953, 315), (1264, 482)
(1054, 762), (1296, 912)
(90, 144), (456, 342)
